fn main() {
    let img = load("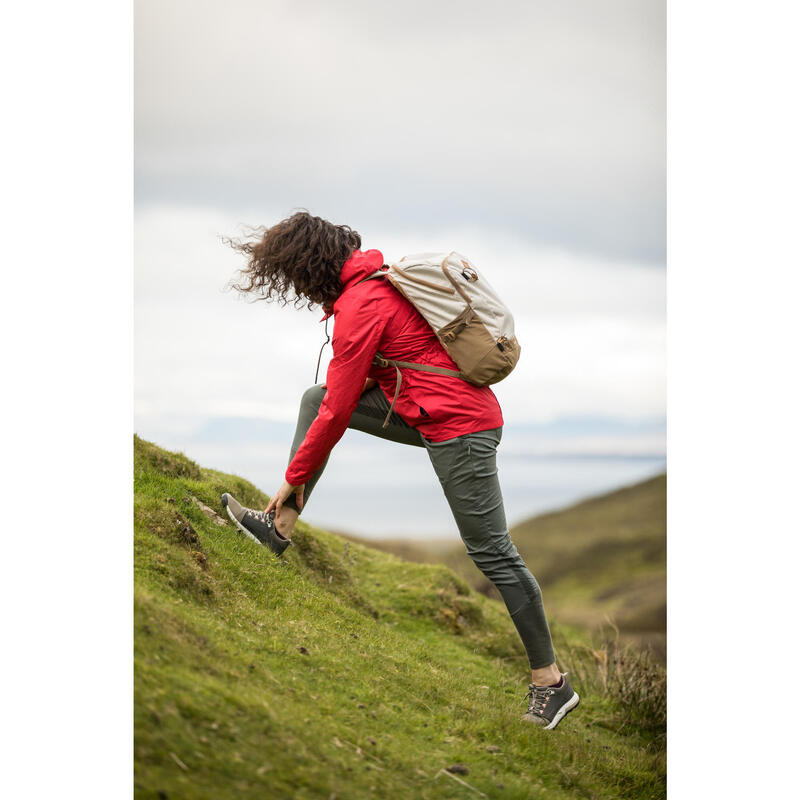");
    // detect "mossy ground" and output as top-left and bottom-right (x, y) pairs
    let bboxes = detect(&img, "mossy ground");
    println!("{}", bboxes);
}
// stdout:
(134, 436), (665, 799)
